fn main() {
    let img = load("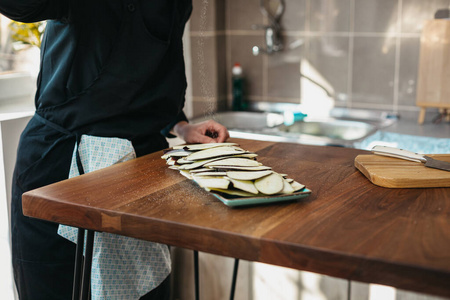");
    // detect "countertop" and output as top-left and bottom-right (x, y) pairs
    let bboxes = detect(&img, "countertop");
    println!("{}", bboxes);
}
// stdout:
(383, 114), (450, 139)
(356, 117), (450, 155)
(22, 139), (450, 298)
